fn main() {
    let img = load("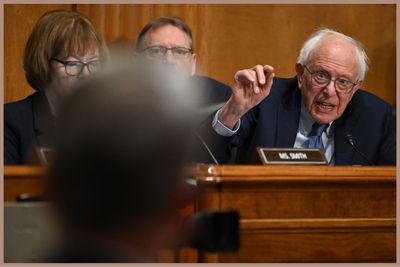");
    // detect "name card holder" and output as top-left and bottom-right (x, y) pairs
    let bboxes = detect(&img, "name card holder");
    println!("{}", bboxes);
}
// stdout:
(255, 147), (328, 165)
